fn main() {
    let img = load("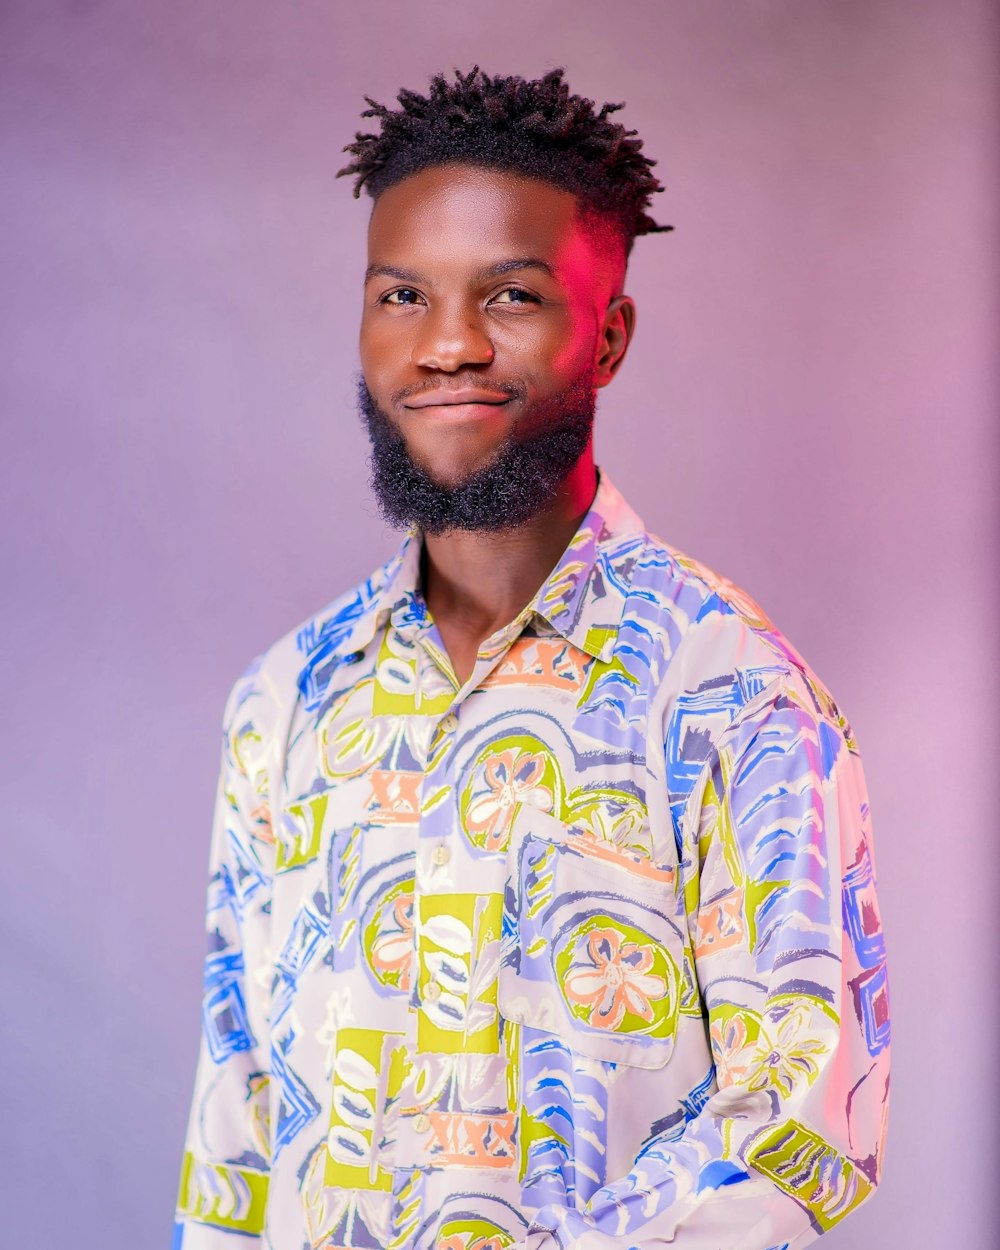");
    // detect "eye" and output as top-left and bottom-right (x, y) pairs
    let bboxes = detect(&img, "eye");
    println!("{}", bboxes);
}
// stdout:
(490, 287), (539, 305)
(381, 288), (424, 306)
